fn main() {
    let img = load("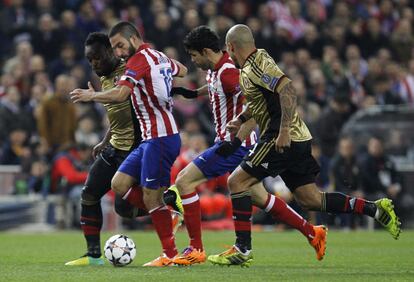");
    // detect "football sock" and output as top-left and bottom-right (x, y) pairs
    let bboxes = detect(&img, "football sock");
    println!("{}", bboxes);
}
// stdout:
(163, 189), (177, 206)
(80, 202), (102, 258)
(181, 191), (203, 250)
(231, 191), (252, 253)
(264, 194), (315, 240)
(322, 192), (377, 217)
(122, 185), (147, 210)
(149, 205), (178, 258)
